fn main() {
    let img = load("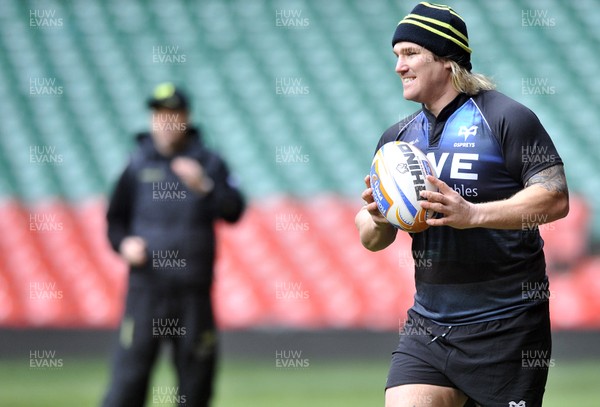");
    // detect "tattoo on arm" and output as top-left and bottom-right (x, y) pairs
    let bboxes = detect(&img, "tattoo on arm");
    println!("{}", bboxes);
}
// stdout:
(525, 165), (569, 195)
